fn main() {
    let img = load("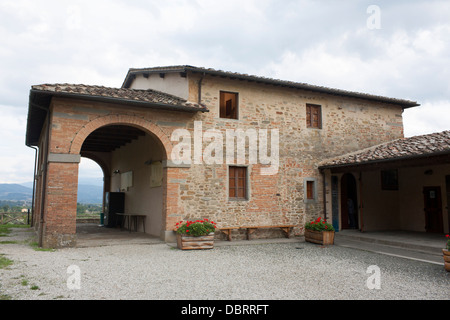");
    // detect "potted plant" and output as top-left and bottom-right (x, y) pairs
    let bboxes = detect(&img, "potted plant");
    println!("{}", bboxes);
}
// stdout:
(175, 219), (216, 250)
(443, 234), (450, 272)
(304, 217), (335, 245)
